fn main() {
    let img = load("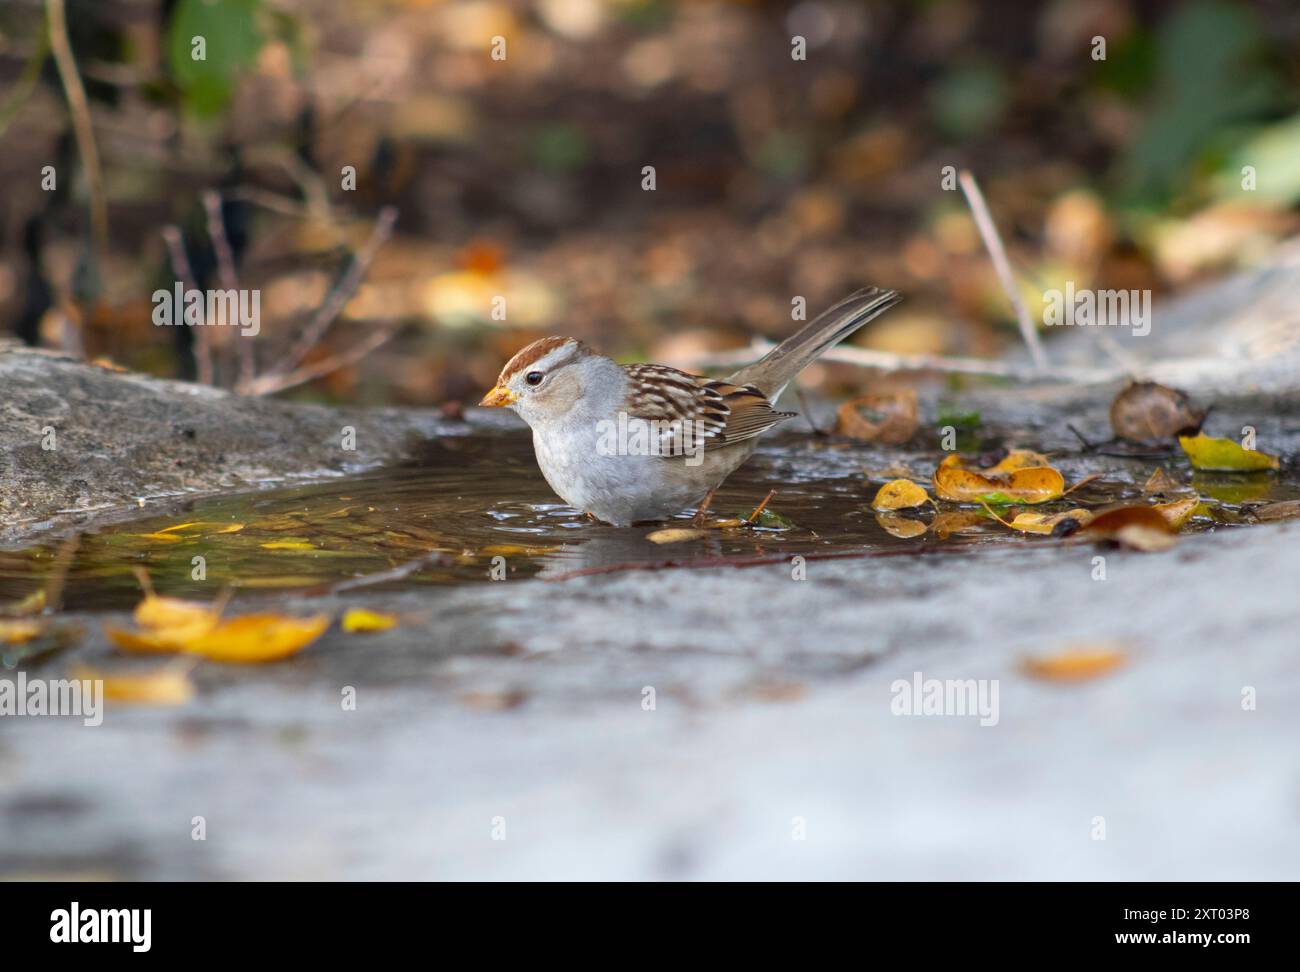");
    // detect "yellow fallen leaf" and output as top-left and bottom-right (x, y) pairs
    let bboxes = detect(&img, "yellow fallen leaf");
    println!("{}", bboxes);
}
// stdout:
(107, 595), (223, 653)
(260, 540), (317, 551)
(933, 454), (1065, 505)
(1178, 434), (1279, 471)
(646, 528), (711, 544)
(1, 590), (47, 617)
(1005, 508), (1094, 535)
(71, 663), (195, 706)
(1022, 645), (1127, 681)
(987, 450), (1053, 473)
(182, 614), (331, 663)
(129, 532), (185, 543)
(872, 479), (930, 511)
(0, 619), (45, 644)
(875, 512), (927, 538)
(1153, 497), (1199, 529)
(477, 544), (555, 556)
(157, 521), (245, 535)
(341, 608), (397, 633)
